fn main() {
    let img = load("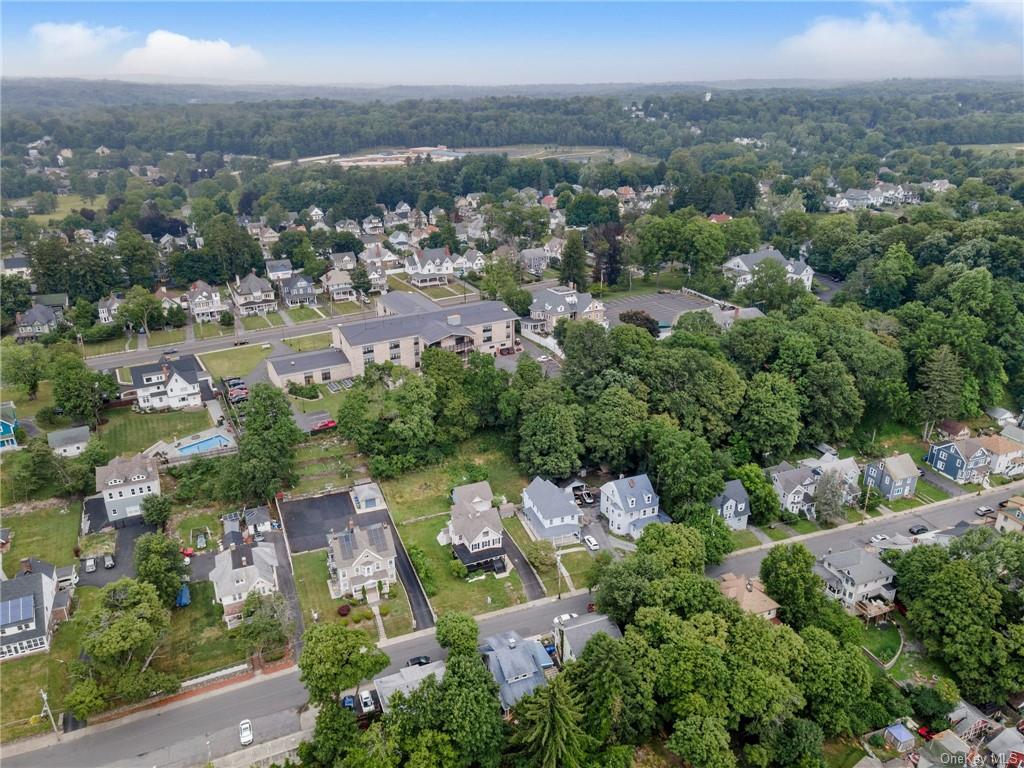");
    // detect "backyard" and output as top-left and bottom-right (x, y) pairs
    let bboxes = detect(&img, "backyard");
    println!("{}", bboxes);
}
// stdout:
(1, 504), (81, 578)
(290, 436), (360, 496)
(199, 346), (272, 381)
(288, 384), (350, 416)
(284, 332), (332, 352)
(98, 407), (211, 456)
(0, 381), (59, 422)
(152, 581), (249, 679)
(291, 550), (380, 635)
(822, 739), (868, 768)
(861, 622), (902, 664)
